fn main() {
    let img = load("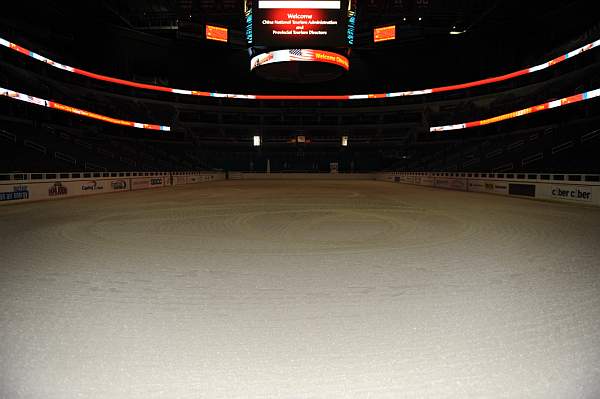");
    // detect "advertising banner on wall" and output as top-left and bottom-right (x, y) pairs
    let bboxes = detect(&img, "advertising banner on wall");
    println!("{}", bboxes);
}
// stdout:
(0, 185), (30, 203)
(173, 176), (188, 186)
(381, 172), (600, 207)
(0, 178), (130, 204)
(0, 173), (225, 206)
(539, 184), (594, 203)
(131, 177), (165, 191)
